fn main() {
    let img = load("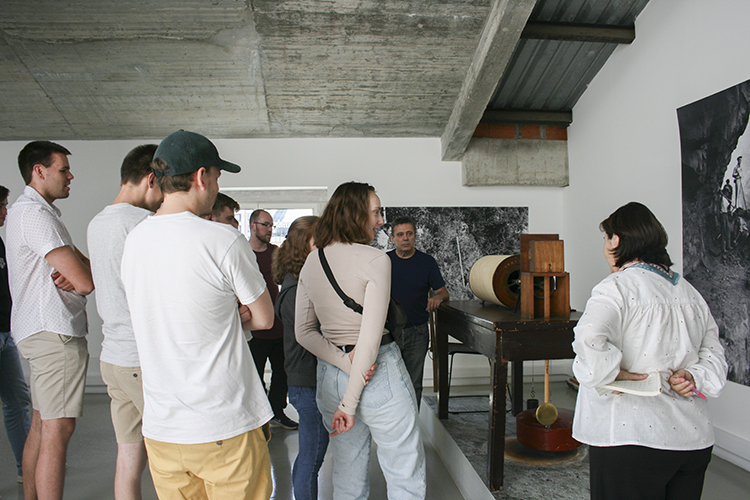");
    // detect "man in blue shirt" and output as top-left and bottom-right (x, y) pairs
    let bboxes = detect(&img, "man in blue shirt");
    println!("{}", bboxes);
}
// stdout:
(387, 216), (449, 408)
